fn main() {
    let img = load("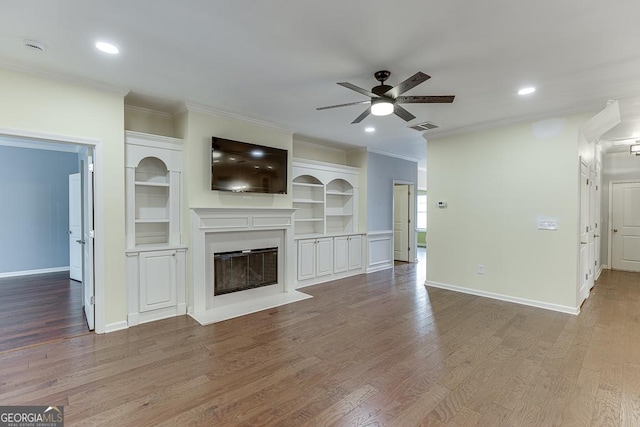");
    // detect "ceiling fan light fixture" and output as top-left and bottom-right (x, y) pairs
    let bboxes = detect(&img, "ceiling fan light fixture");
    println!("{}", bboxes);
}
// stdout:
(371, 98), (394, 116)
